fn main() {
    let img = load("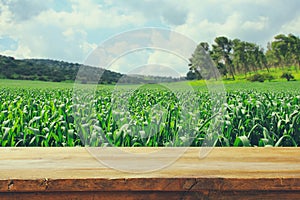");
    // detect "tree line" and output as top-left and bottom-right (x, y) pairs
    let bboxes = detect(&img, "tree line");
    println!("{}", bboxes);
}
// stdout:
(187, 33), (300, 80)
